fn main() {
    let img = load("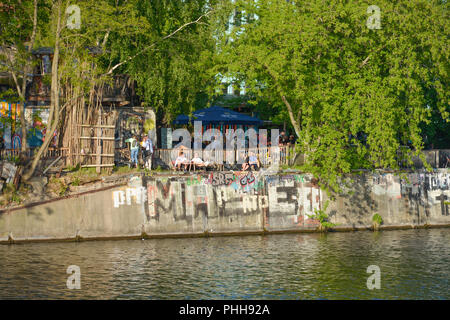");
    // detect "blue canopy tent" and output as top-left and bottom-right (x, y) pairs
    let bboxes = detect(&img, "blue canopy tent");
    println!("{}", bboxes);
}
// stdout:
(173, 106), (263, 127)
